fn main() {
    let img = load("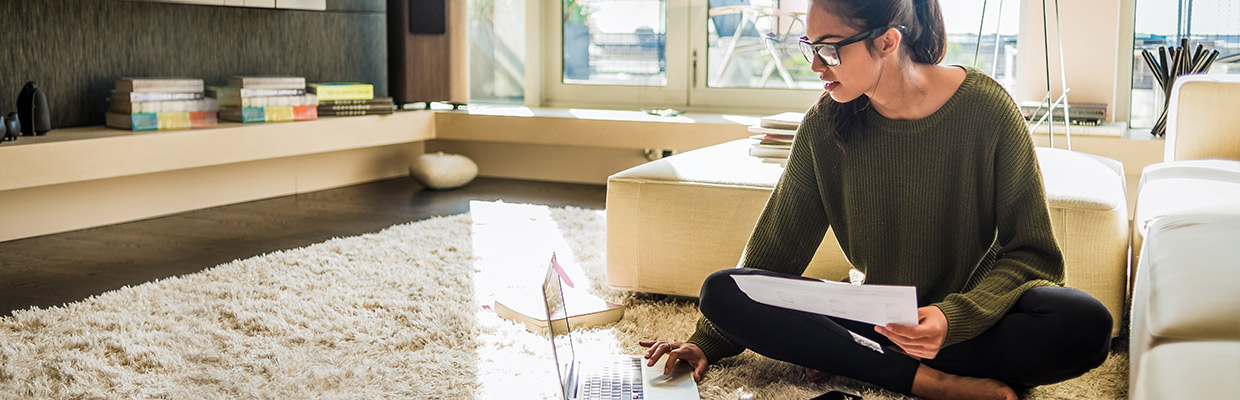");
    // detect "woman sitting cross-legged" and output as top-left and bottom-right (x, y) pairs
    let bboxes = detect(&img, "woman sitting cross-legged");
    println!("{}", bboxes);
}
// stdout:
(639, 0), (1112, 399)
